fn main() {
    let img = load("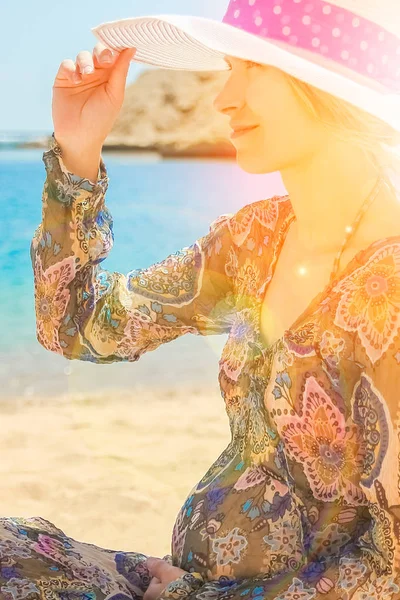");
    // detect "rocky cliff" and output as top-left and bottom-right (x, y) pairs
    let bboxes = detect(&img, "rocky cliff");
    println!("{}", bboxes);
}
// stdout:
(105, 68), (235, 157)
